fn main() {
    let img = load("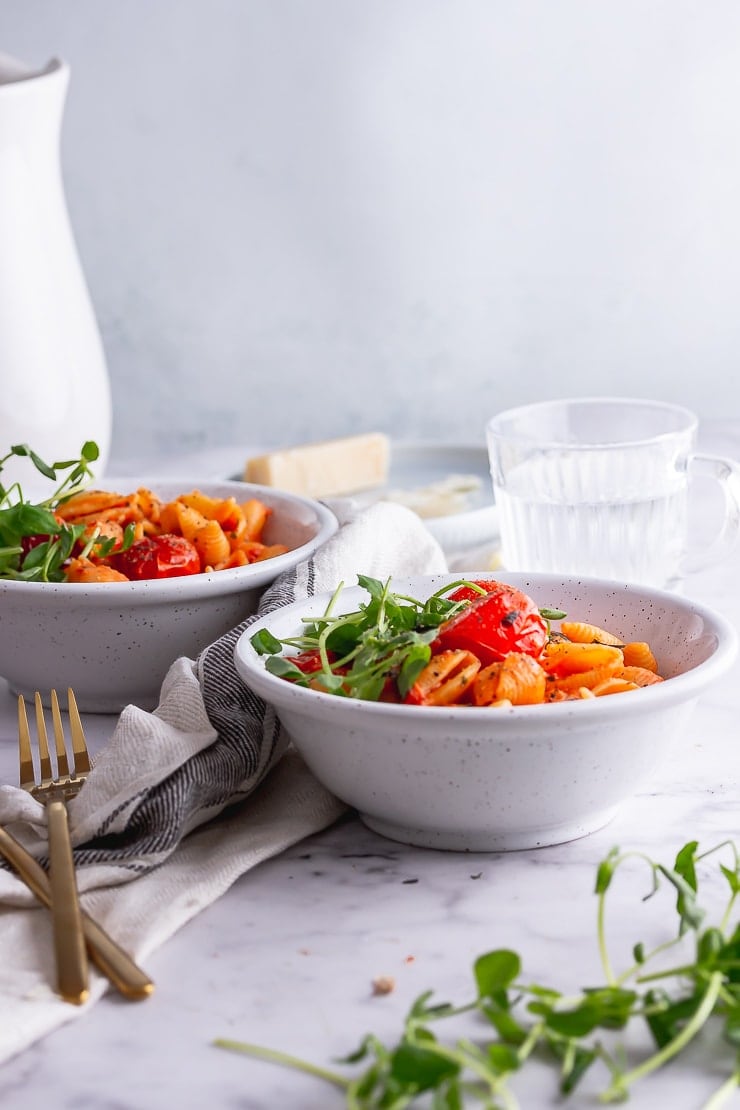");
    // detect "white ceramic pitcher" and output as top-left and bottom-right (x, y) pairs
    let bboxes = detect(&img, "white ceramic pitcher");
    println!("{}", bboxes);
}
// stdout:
(0, 52), (111, 491)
